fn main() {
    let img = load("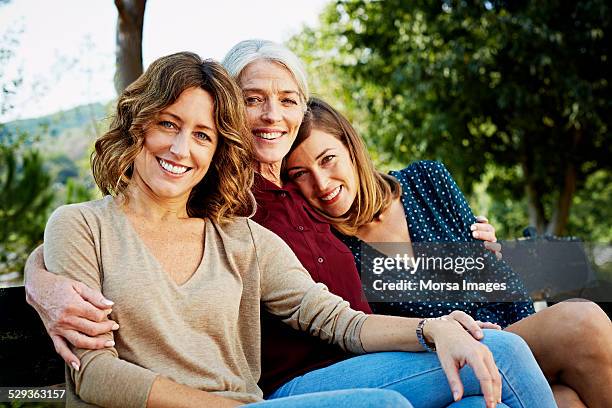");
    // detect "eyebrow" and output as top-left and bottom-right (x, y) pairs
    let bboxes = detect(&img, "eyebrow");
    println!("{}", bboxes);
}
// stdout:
(159, 111), (216, 133)
(241, 87), (300, 96)
(287, 148), (335, 172)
